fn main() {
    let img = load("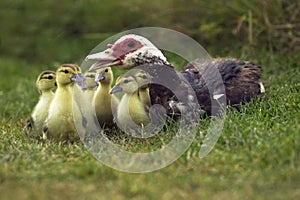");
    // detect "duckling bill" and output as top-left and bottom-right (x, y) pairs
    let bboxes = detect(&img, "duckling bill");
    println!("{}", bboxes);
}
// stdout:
(109, 84), (122, 93)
